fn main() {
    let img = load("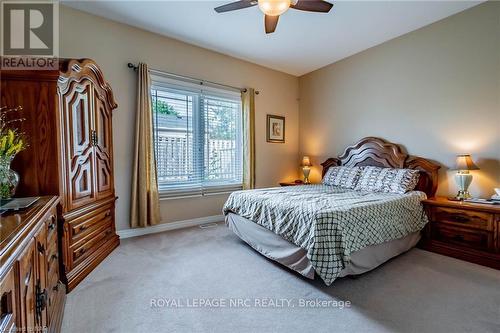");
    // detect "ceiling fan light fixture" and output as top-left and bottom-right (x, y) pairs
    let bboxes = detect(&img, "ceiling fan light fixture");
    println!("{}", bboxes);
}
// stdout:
(258, 0), (291, 16)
